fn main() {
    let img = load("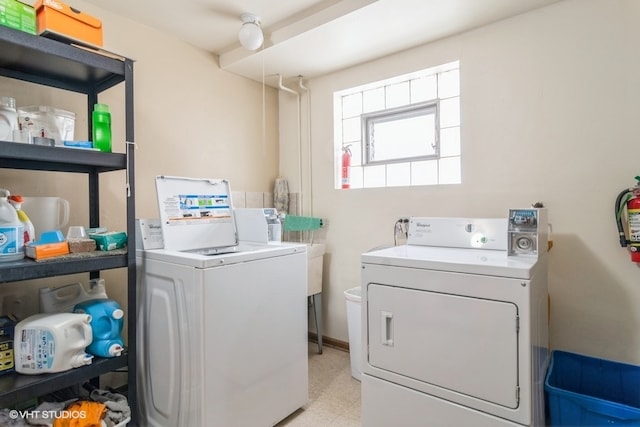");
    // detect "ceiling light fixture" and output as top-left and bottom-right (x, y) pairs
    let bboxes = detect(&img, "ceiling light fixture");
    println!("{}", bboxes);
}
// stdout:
(239, 13), (264, 51)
